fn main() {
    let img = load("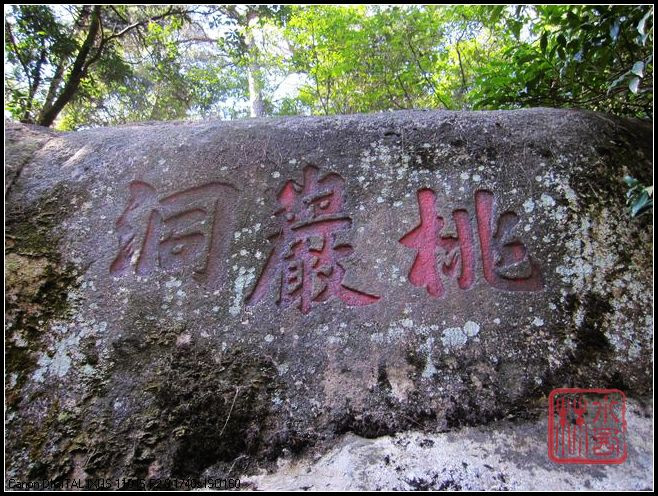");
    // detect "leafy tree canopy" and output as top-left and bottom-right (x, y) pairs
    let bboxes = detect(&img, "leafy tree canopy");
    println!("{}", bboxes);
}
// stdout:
(4, 4), (653, 130)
